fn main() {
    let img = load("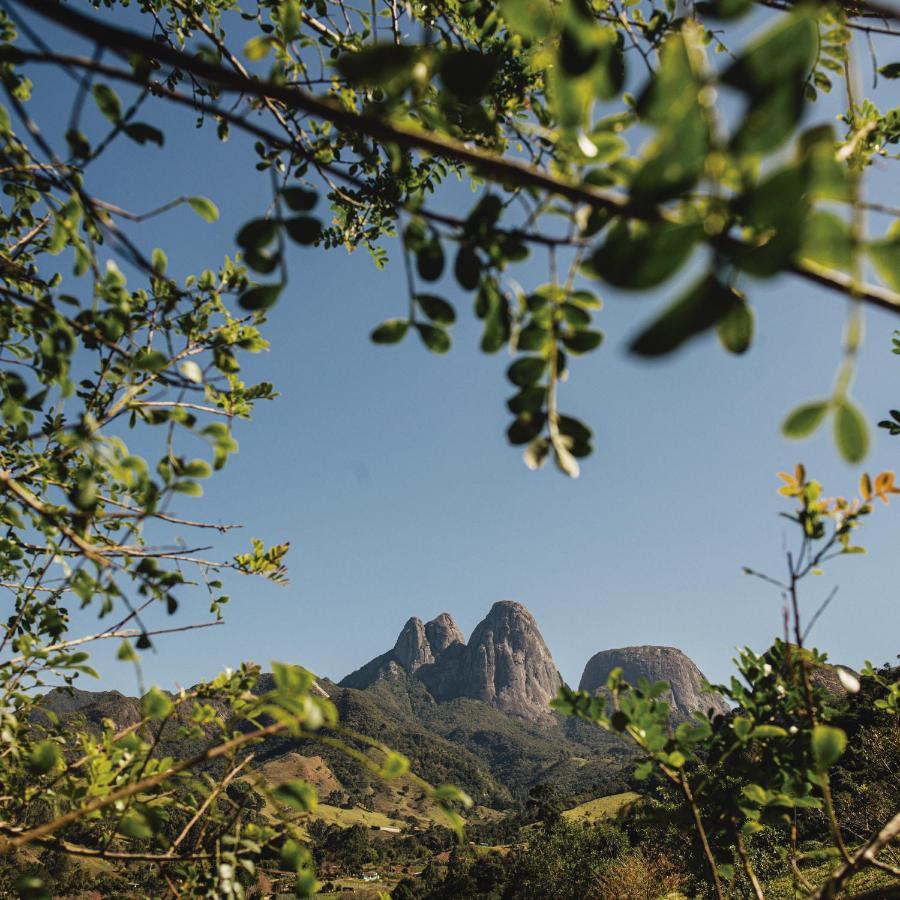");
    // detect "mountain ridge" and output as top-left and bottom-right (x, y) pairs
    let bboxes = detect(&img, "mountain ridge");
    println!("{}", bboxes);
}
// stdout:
(341, 601), (562, 722)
